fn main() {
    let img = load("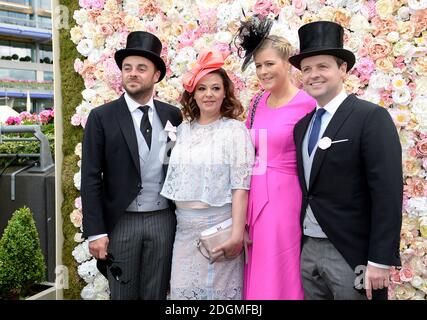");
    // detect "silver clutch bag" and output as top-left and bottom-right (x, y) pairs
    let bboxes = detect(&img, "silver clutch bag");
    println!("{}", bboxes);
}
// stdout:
(197, 218), (250, 264)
